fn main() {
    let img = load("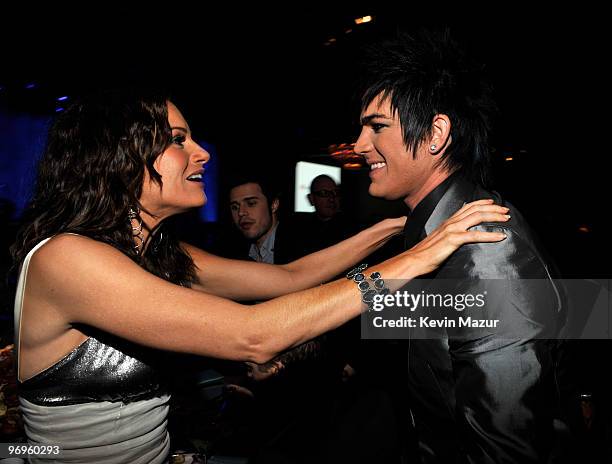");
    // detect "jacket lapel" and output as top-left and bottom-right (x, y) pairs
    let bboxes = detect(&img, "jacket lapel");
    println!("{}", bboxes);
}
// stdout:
(424, 177), (476, 236)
